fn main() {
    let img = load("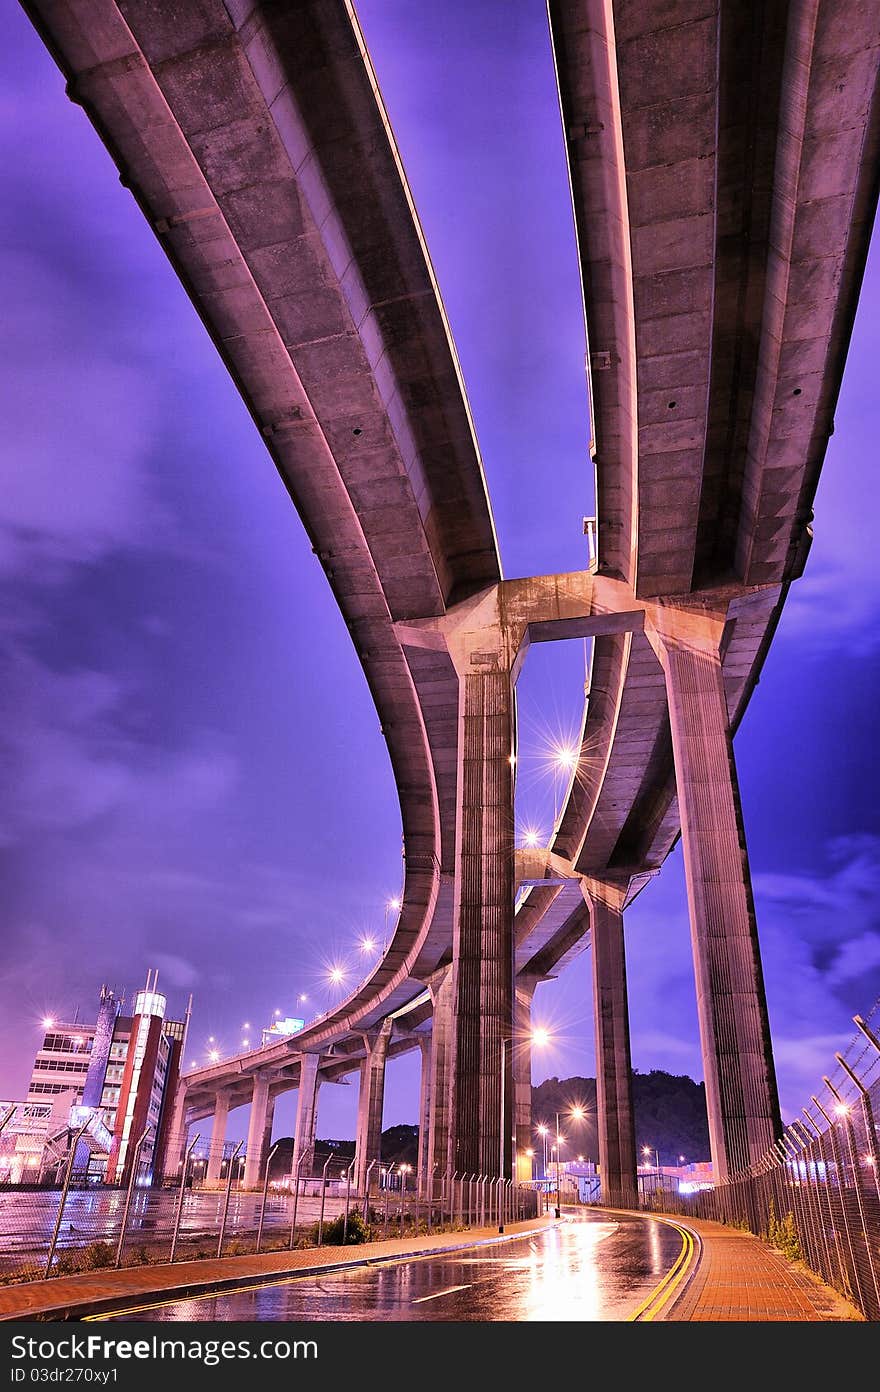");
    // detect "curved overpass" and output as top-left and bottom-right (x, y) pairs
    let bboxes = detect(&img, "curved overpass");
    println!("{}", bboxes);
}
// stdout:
(22, 0), (880, 1186)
